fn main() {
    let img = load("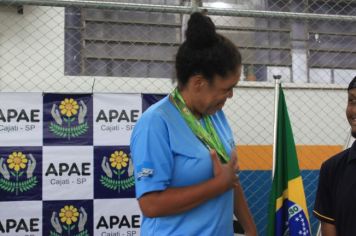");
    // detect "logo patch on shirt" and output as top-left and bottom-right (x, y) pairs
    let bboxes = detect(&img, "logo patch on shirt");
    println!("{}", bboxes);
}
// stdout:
(137, 168), (154, 180)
